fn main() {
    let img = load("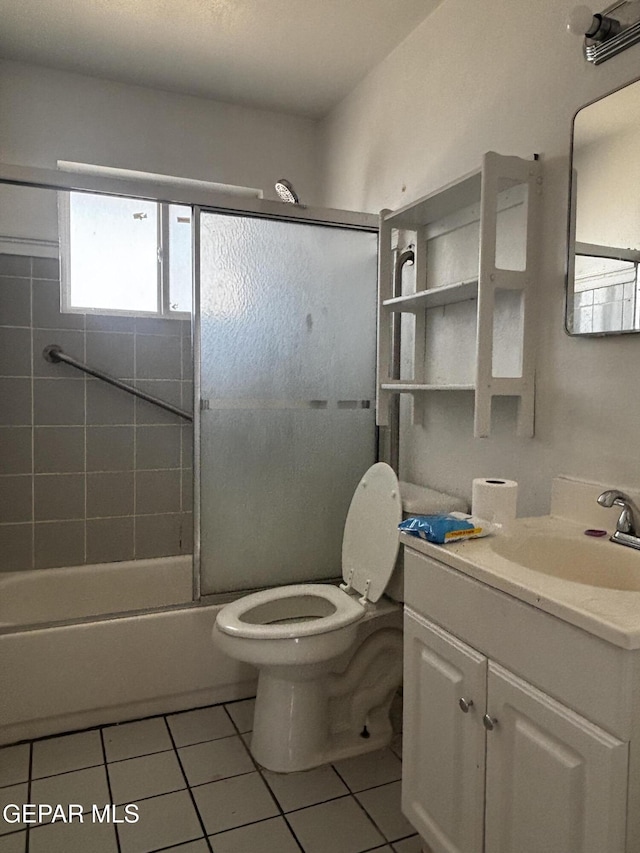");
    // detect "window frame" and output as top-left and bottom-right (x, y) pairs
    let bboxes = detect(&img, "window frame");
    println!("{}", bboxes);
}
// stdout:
(58, 192), (192, 320)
